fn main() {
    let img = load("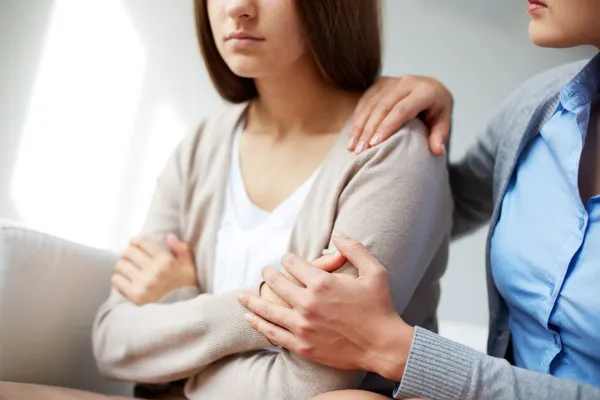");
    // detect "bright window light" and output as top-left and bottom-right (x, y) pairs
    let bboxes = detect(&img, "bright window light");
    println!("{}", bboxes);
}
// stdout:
(11, 0), (146, 250)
